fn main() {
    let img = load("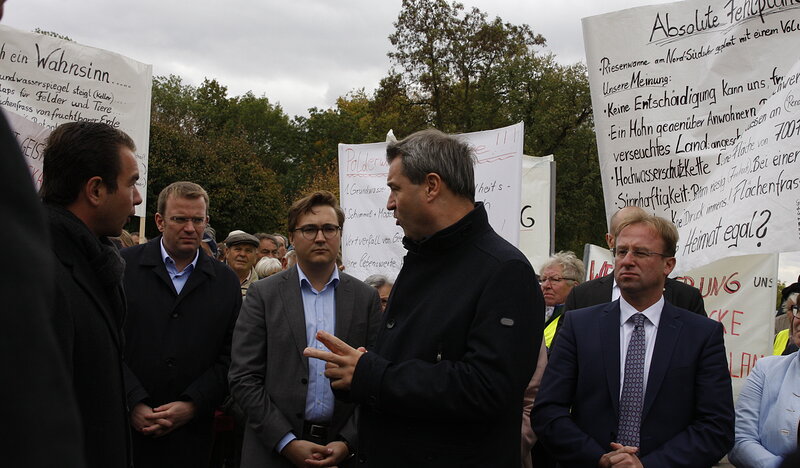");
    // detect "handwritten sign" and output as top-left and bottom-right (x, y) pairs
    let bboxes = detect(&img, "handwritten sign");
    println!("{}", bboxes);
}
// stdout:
(582, 1), (800, 273)
(338, 122), (524, 280)
(582, 242), (777, 397)
(520, 155), (555, 272)
(0, 25), (152, 217)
